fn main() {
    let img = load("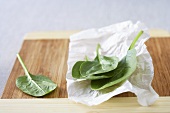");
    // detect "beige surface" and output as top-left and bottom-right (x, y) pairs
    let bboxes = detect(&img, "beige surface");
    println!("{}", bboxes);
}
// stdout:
(0, 97), (170, 113)
(149, 29), (170, 37)
(25, 29), (170, 39)
(25, 30), (79, 39)
(1, 30), (170, 112)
